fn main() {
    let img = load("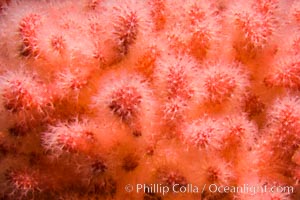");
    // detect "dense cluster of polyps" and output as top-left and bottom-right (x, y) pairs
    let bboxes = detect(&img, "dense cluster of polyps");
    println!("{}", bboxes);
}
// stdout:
(0, 0), (299, 199)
